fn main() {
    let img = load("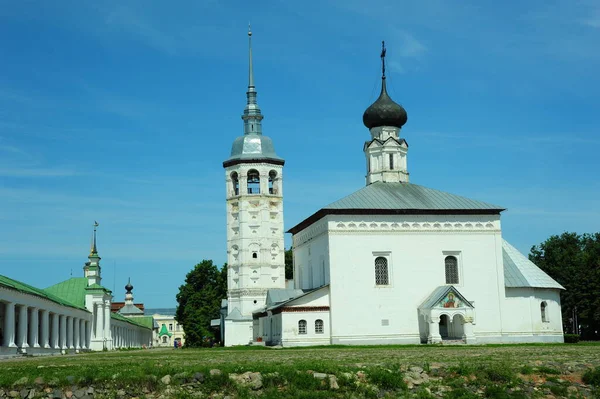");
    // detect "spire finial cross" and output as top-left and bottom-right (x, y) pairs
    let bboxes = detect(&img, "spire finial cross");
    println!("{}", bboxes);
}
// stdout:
(381, 40), (387, 79)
